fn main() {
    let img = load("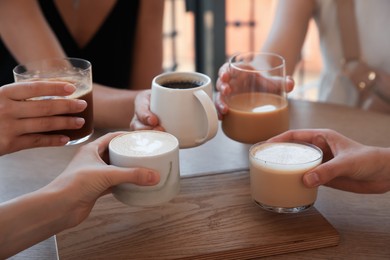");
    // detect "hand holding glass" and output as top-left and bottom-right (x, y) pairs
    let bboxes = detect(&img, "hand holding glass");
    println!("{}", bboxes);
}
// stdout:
(13, 58), (93, 145)
(222, 52), (289, 144)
